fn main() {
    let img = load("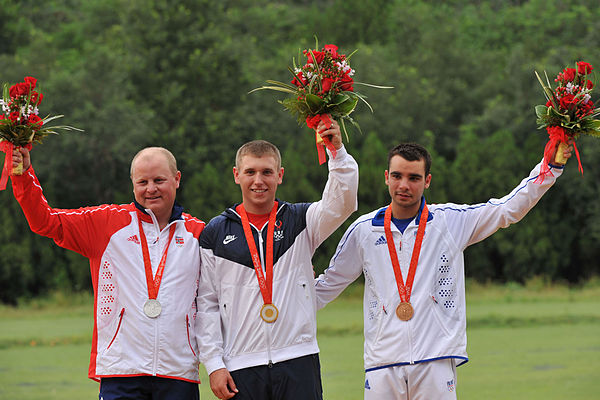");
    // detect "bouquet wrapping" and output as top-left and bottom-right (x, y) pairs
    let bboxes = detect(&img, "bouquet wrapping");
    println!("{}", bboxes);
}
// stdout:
(534, 61), (600, 182)
(0, 76), (82, 190)
(251, 39), (392, 164)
